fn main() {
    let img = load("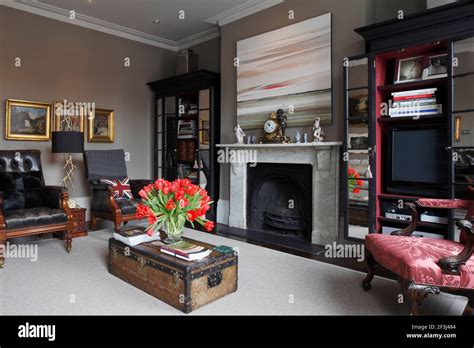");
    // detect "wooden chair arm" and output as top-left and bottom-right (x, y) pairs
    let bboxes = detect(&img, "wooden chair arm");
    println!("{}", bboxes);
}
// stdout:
(390, 202), (419, 237)
(60, 192), (74, 221)
(437, 219), (474, 275)
(107, 186), (122, 217)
